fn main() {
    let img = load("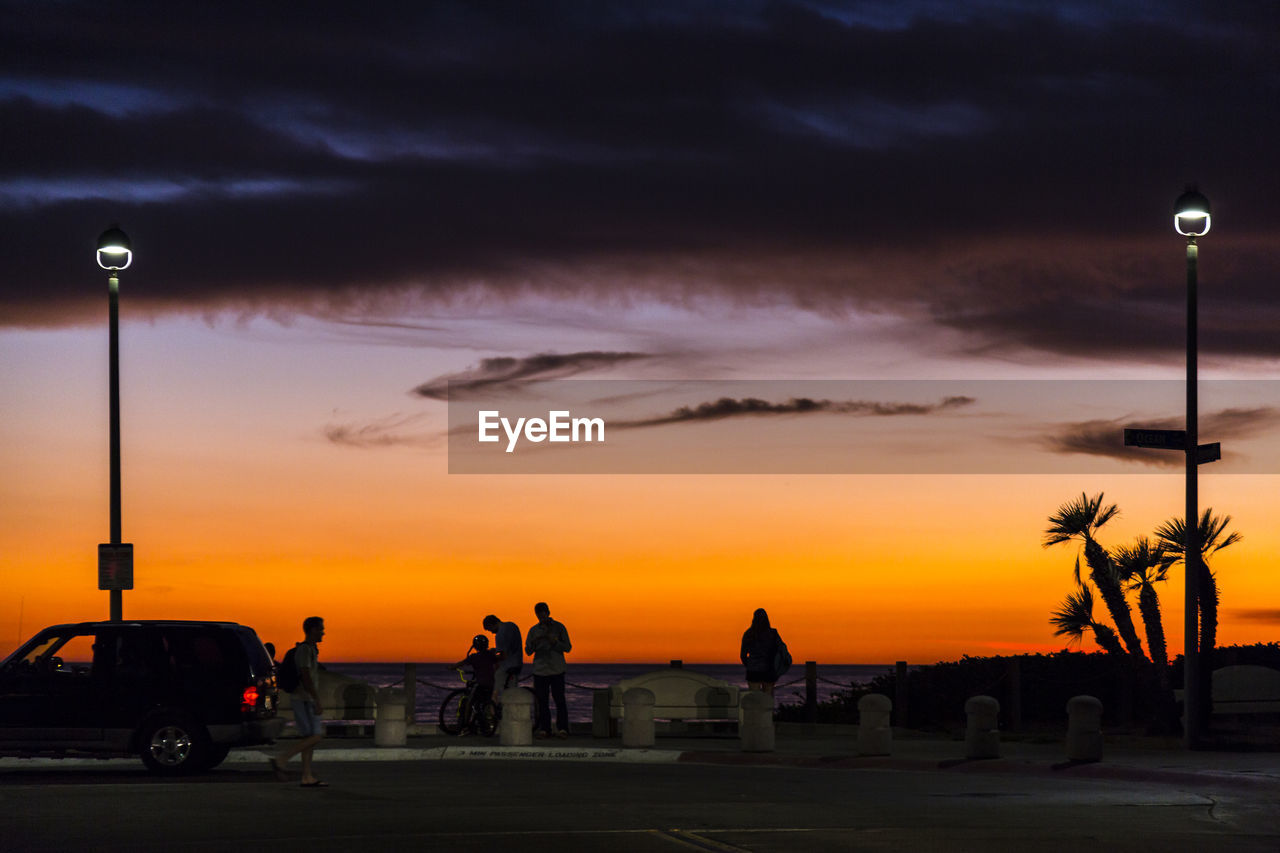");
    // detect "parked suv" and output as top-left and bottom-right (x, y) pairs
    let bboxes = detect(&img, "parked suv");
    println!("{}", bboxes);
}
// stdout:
(0, 621), (282, 774)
